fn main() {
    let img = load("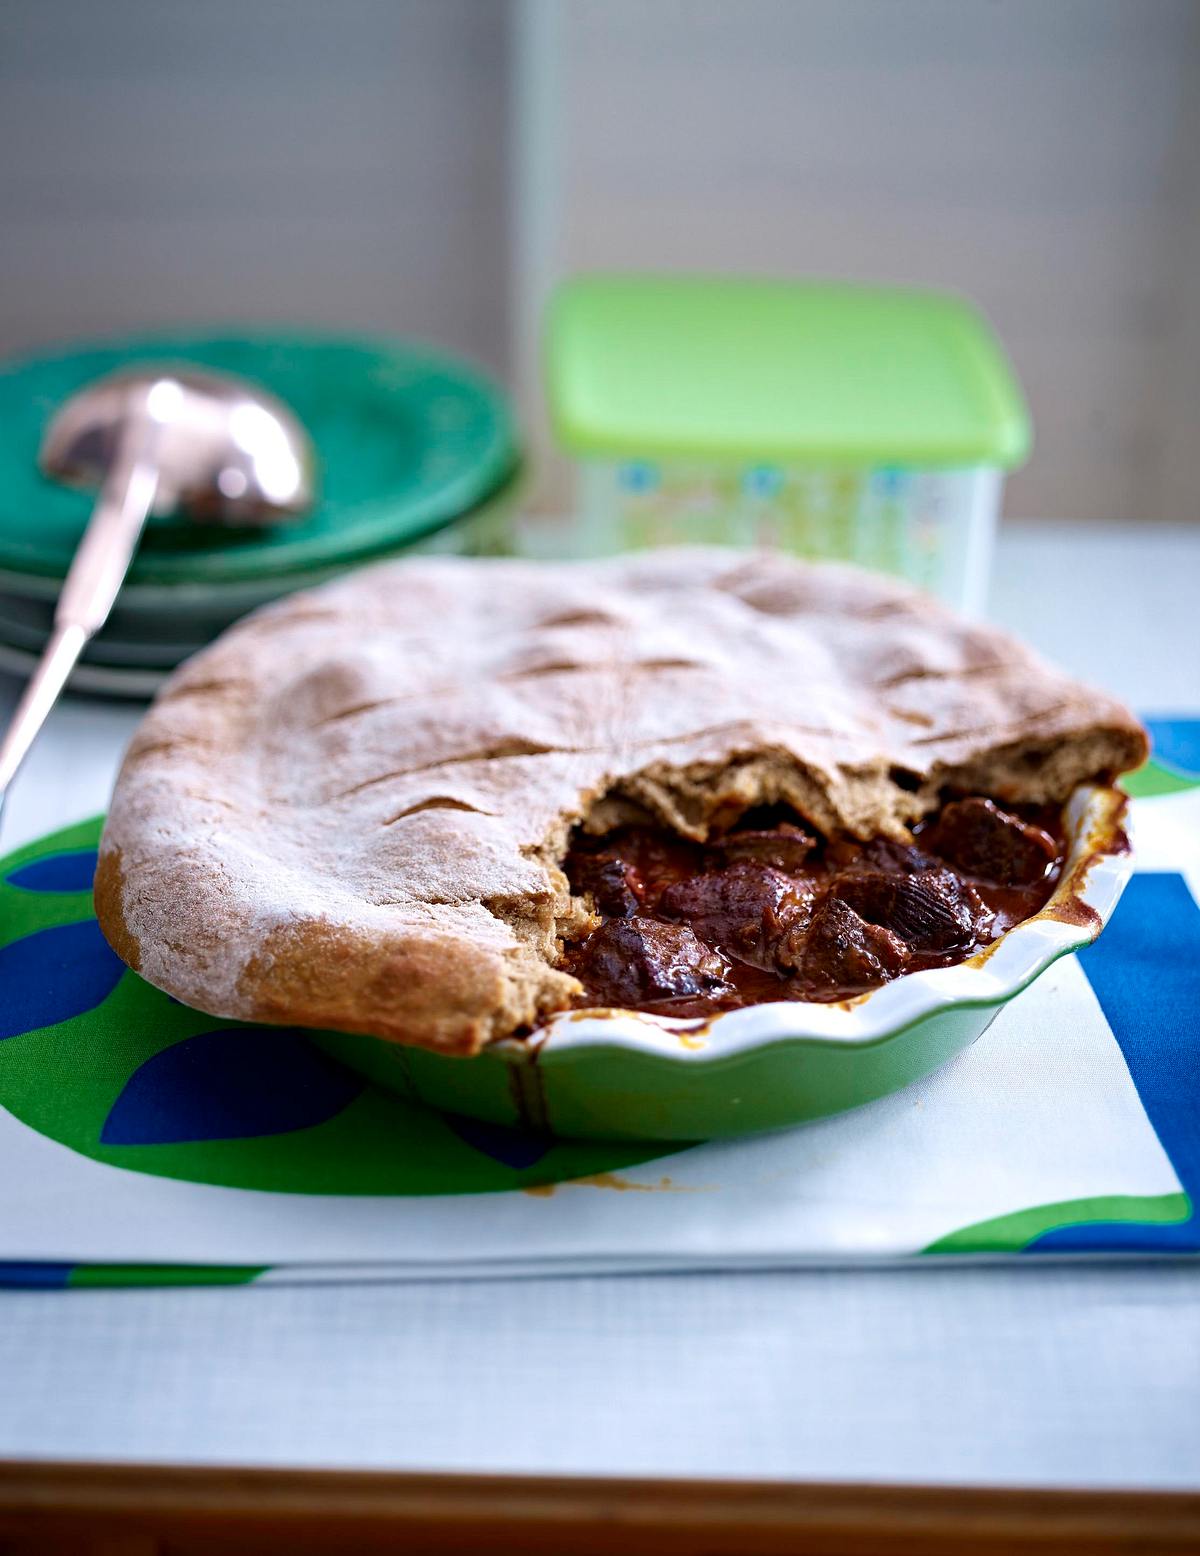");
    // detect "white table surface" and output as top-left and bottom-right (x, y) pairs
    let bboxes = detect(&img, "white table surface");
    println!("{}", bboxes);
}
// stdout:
(0, 520), (1198, 1487)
